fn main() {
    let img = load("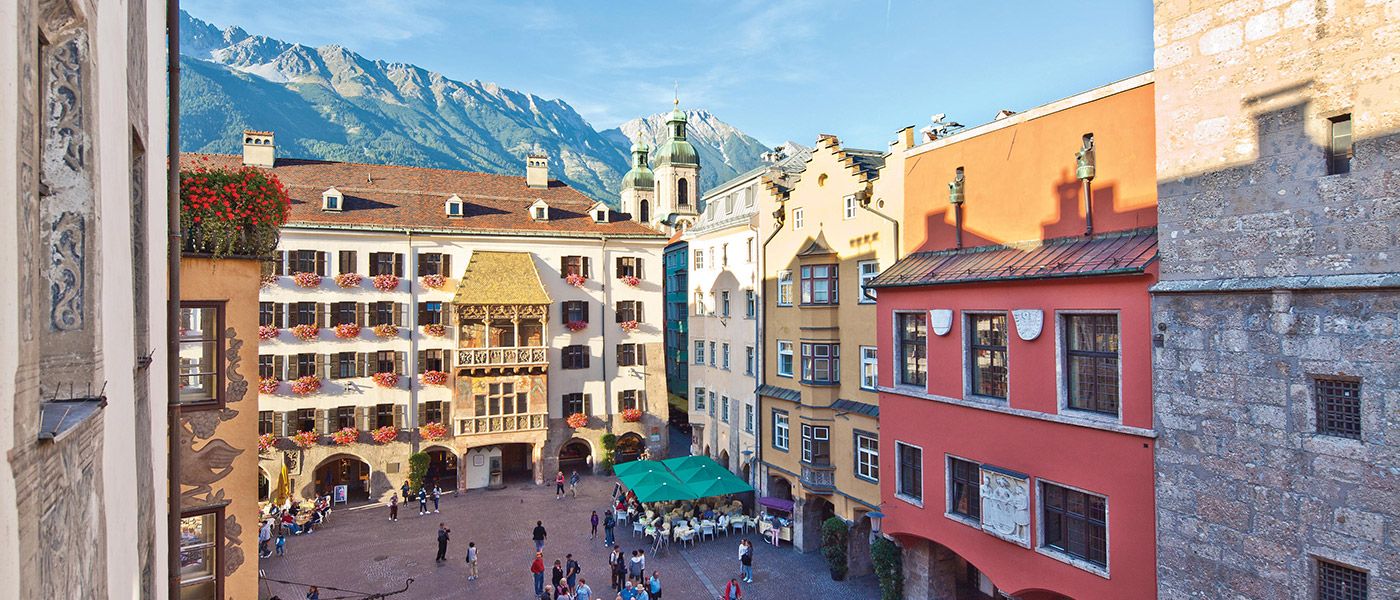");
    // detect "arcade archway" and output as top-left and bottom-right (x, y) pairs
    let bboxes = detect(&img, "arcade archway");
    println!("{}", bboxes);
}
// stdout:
(615, 433), (645, 464)
(313, 454), (371, 503)
(424, 447), (458, 491)
(558, 438), (592, 473)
